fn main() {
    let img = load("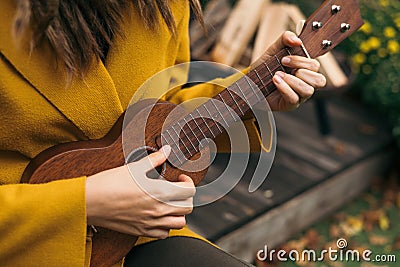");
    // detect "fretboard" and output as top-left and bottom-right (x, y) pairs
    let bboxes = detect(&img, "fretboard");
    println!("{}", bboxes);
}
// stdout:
(162, 46), (306, 166)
